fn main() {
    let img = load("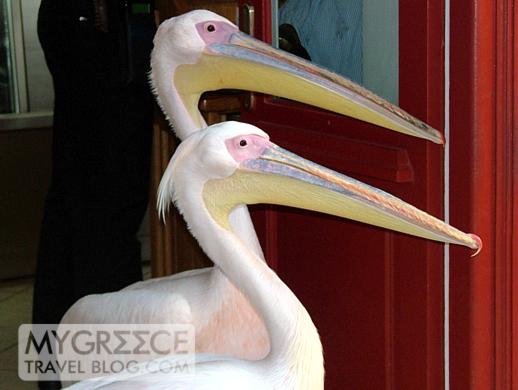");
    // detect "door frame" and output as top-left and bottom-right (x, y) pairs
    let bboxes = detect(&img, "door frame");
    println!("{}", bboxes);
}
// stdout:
(449, 0), (517, 388)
